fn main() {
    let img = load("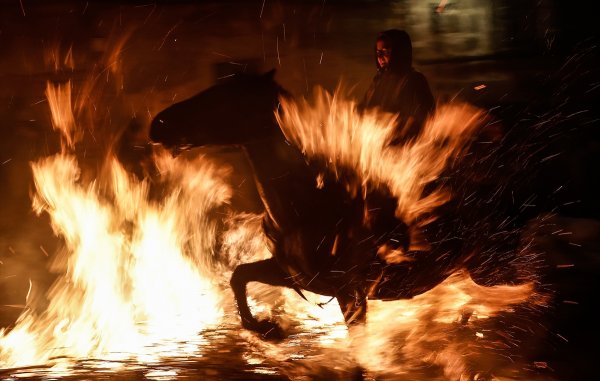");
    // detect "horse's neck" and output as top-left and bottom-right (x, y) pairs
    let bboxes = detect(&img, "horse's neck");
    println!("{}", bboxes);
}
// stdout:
(242, 135), (315, 227)
(243, 136), (304, 181)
